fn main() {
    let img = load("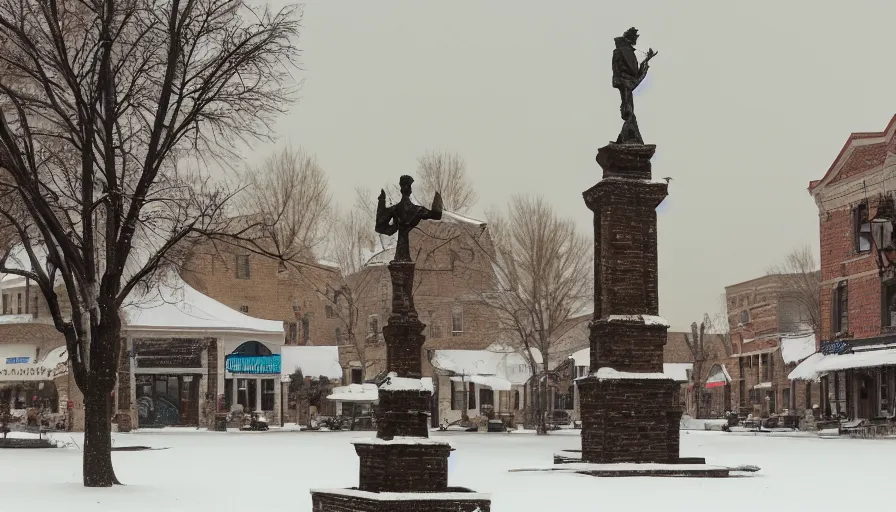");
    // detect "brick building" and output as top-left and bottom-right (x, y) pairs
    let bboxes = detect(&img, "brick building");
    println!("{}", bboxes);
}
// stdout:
(790, 114), (896, 426)
(180, 241), (343, 347)
(725, 275), (819, 419)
